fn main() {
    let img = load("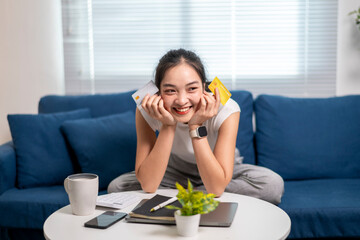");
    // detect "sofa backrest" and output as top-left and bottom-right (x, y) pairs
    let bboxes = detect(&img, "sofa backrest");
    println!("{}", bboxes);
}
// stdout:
(231, 90), (255, 164)
(254, 94), (360, 180)
(39, 91), (136, 117)
(39, 90), (256, 165)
